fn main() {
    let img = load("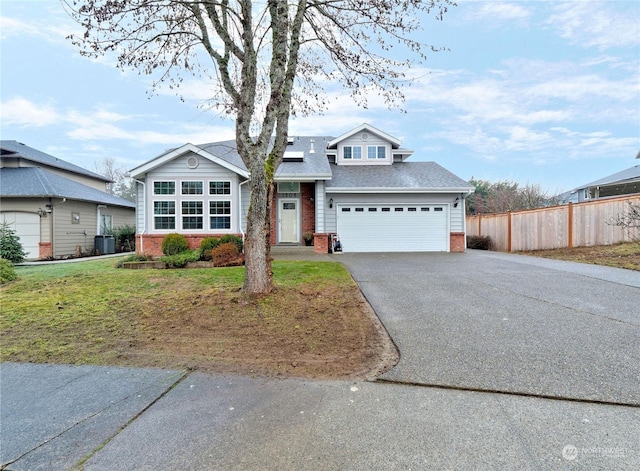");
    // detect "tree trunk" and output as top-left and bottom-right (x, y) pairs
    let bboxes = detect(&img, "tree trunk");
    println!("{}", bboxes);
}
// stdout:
(242, 163), (273, 294)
